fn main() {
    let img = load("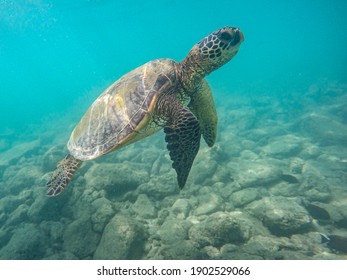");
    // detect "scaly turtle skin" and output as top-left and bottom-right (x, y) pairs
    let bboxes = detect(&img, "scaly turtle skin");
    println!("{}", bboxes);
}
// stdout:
(47, 26), (244, 196)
